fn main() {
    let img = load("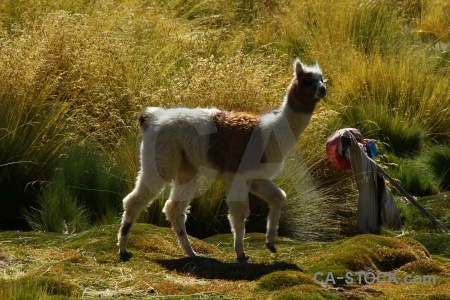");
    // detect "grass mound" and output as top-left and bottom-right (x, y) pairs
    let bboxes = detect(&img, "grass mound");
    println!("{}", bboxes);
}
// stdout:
(400, 259), (446, 275)
(412, 233), (450, 258)
(307, 235), (431, 277)
(257, 271), (314, 291)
